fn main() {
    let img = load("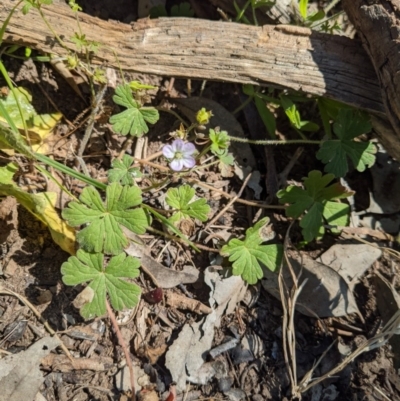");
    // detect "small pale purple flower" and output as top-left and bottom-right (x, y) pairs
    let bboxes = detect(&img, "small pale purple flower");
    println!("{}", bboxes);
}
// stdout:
(162, 139), (196, 171)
